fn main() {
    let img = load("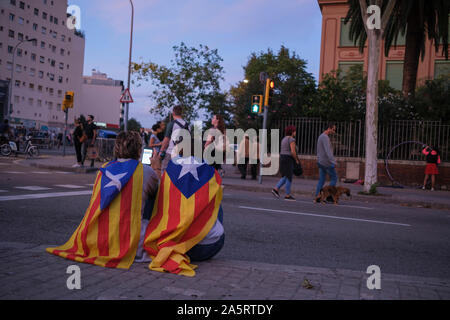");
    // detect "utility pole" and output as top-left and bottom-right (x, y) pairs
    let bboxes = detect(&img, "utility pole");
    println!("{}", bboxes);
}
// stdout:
(124, 0), (134, 132)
